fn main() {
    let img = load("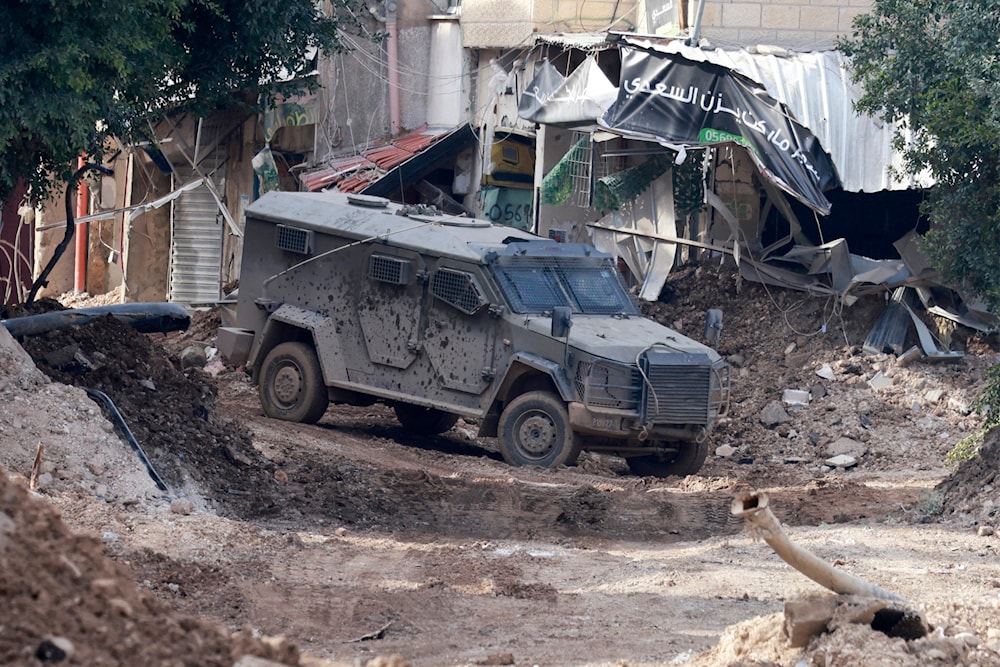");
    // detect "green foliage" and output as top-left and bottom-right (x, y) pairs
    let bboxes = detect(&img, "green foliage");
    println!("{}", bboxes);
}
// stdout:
(672, 153), (708, 216)
(916, 489), (945, 517)
(946, 432), (982, 467)
(945, 358), (1000, 466)
(540, 138), (587, 206)
(971, 358), (1000, 430)
(839, 1), (1000, 313)
(0, 0), (370, 203)
(592, 154), (672, 212)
